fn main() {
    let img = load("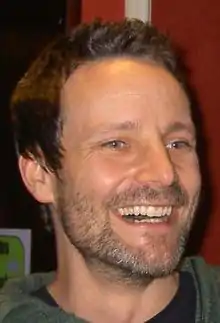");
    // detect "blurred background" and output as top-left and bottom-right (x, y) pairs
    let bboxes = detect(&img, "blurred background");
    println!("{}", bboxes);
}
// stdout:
(0, 0), (220, 276)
